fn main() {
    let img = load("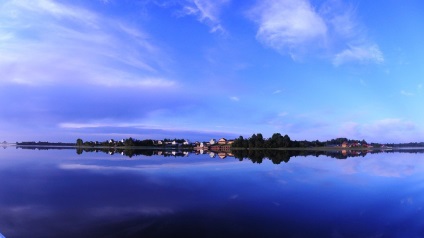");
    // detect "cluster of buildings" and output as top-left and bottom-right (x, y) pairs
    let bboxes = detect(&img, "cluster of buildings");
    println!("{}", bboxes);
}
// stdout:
(153, 140), (190, 146)
(194, 138), (235, 152)
(341, 141), (370, 148)
(104, 138), (235, 151)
